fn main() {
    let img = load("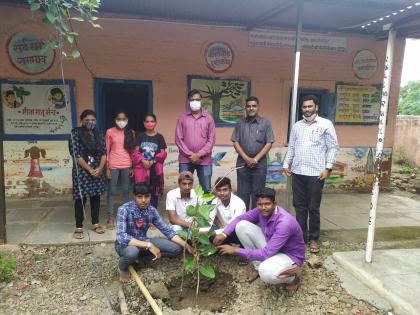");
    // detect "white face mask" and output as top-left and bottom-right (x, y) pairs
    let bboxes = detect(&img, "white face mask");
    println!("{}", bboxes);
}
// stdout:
(189, 100), (202, 111)
(303, 113), (317, 122)
(116, 120), (128, 129)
